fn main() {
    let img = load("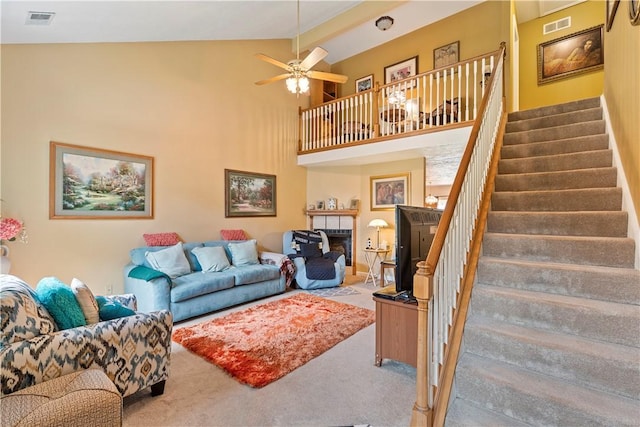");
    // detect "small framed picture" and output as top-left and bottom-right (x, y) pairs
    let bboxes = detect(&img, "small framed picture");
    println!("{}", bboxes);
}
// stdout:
(355, 74), (373, 92)
(316, 200), (325, 210)
(349, 199), (360, 210)
(384, 56), (418, 84)
(370, 173), (410, 211)
(433, 41), (460, 69)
